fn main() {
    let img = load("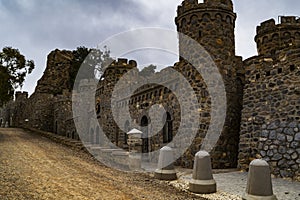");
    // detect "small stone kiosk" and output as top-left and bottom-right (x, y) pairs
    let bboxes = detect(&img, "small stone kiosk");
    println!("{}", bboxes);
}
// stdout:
(127, 129), (143, 171)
